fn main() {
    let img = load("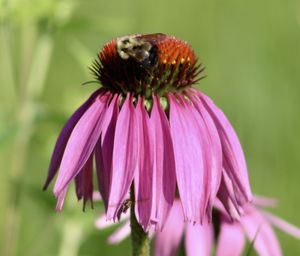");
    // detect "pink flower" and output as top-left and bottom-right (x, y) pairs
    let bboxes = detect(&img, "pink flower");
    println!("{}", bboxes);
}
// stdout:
(154, 200), (213, 256)
(44, 34), (252, 230)
(96, 197), (300, 256)
(216, 197), (300, 256)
